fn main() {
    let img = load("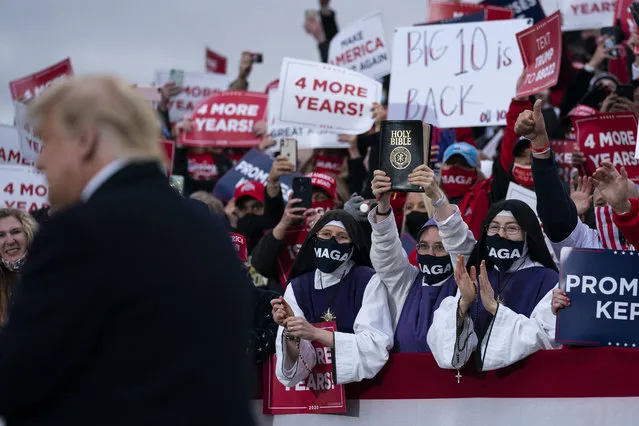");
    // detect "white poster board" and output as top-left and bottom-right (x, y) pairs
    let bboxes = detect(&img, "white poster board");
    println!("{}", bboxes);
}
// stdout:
(0, 165), (49, 212)
(560, 0), (614, 31)
(277, 57), (382, 134)
(154, 70), (232, 124)
(388, 19), (531, 128)
(14, 102), (41, 164)
(267, 89), (347, 150)
(506, 181), (537, 211)
(328, 12), (391, 80)
(0, 124), (32, 166)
